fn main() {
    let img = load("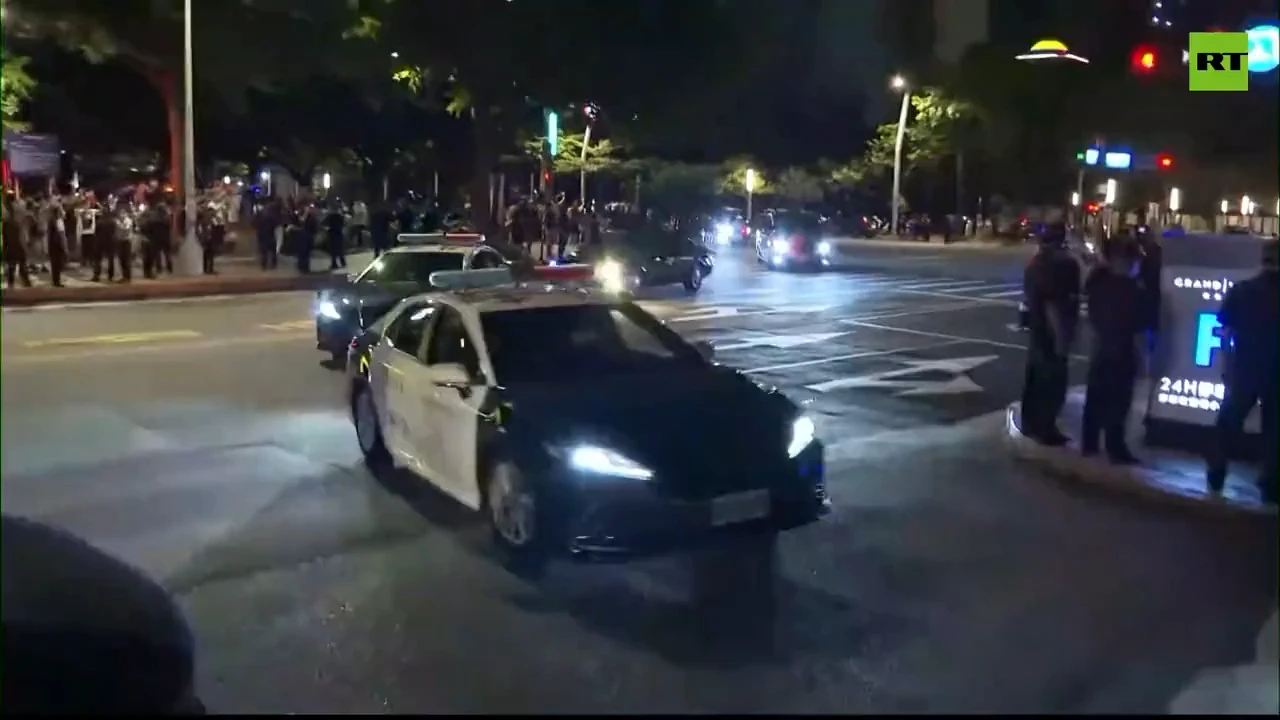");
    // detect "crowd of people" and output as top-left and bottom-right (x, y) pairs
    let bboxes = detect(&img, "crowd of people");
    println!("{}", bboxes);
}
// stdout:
(1020, 221), (1277, 504)
(2, 184), (237, 289)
